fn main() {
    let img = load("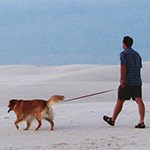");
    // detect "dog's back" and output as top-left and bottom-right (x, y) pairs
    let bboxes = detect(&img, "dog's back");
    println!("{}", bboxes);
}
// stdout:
(11, 100), (49, 123)
(18, 100), (47, 116)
